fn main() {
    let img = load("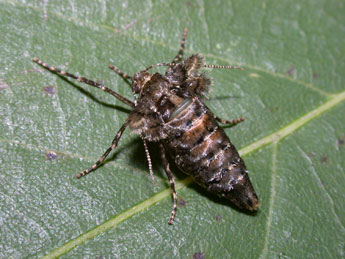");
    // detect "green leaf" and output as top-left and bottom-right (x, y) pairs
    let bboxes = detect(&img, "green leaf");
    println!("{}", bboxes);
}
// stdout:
(1, 0), (344, 258)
